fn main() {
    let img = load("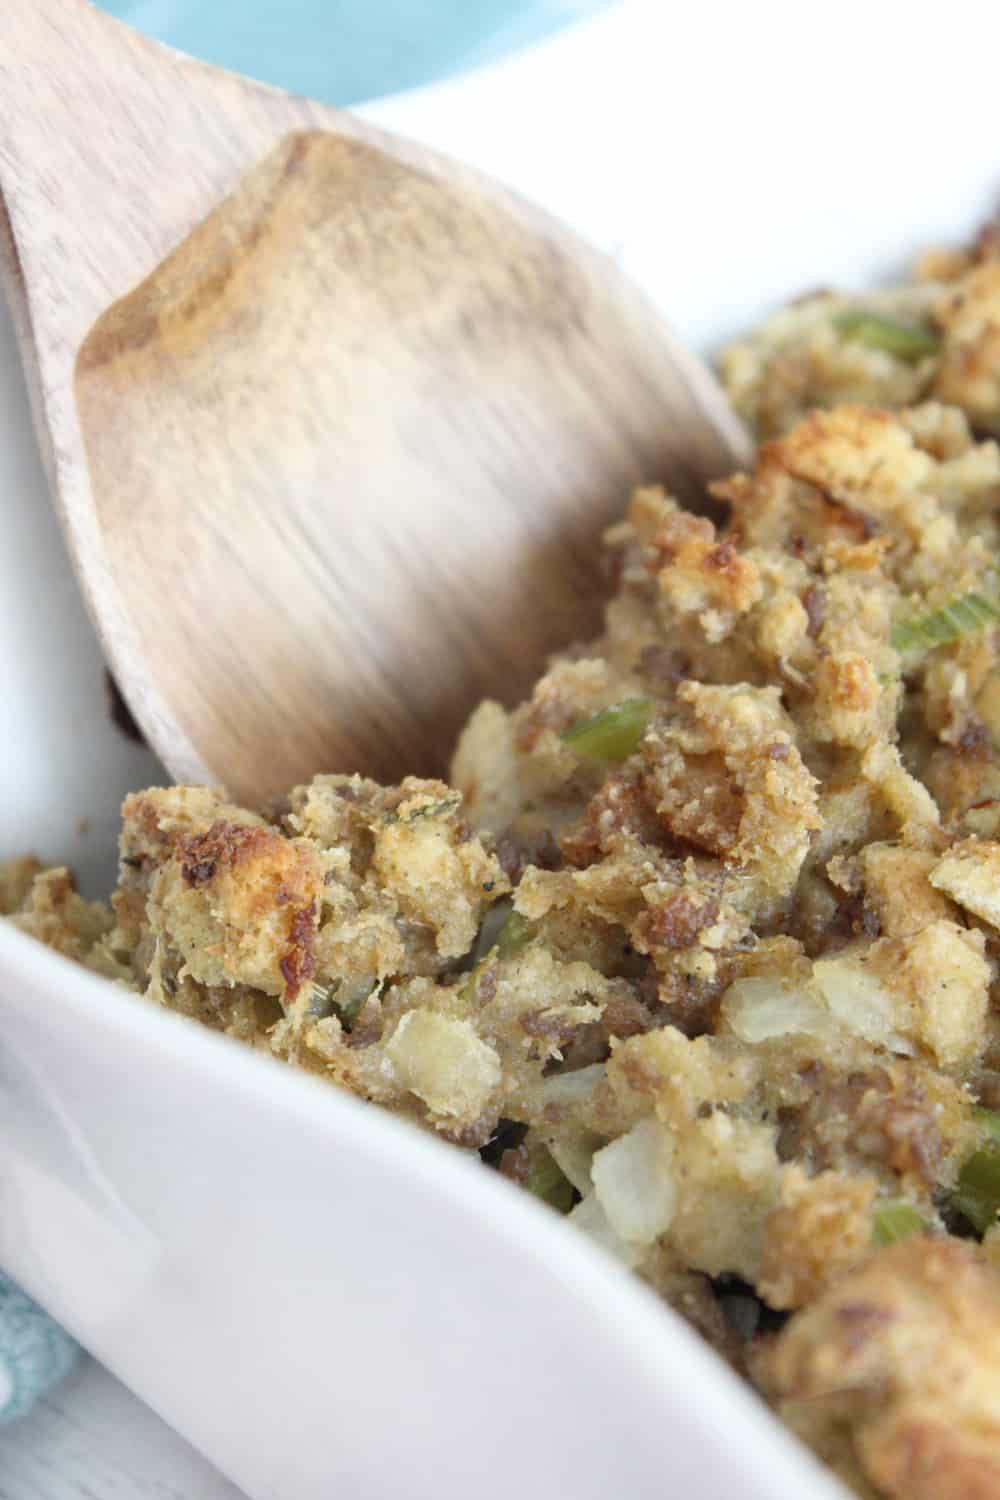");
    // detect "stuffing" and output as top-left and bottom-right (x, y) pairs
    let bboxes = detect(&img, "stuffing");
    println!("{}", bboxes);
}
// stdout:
(16, 221), (1000, 1499)
(758, 1238), (1000, 1500)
